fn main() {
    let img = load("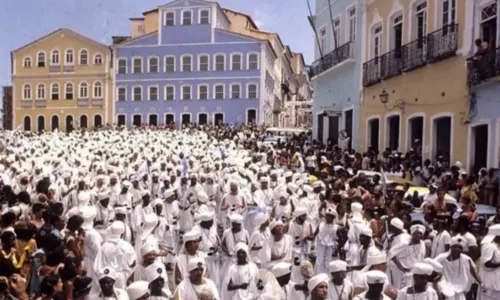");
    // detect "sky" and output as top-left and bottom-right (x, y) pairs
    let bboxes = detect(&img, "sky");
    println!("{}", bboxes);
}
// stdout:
(0, 0), (316, 92)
